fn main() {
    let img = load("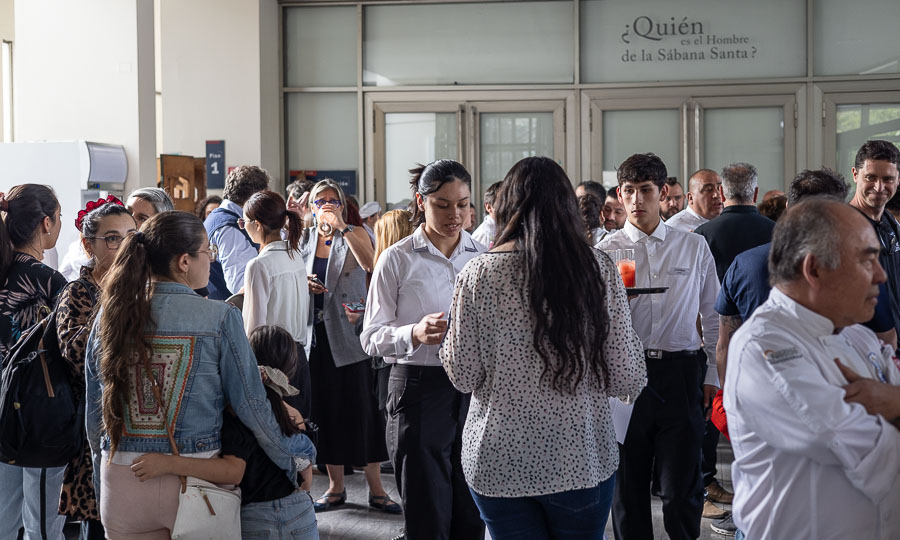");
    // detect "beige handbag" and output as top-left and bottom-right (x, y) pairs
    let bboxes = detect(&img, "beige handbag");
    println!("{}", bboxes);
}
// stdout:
(140, 358), (242, 540)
